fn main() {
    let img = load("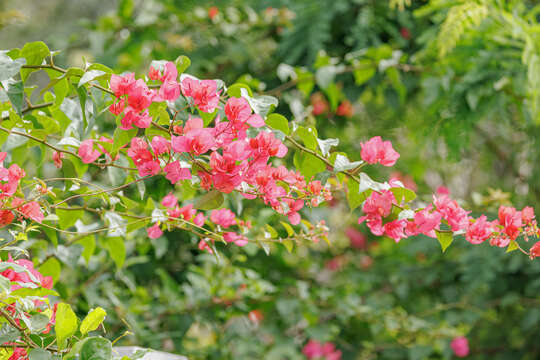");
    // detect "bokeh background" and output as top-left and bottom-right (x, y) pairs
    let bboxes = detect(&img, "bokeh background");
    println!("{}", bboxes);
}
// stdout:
(1, 0), (539, 359)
